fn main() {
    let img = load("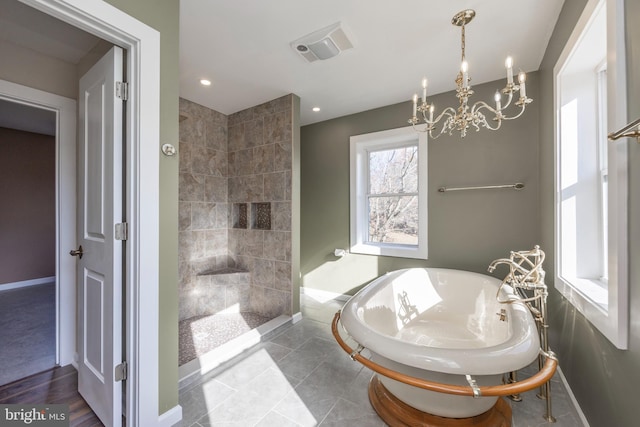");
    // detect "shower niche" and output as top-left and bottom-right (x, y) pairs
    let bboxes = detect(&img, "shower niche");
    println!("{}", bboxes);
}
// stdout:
(232, 202), (272, 230)
(232, 203), (248, 229)
(251, 202), (271, 230)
